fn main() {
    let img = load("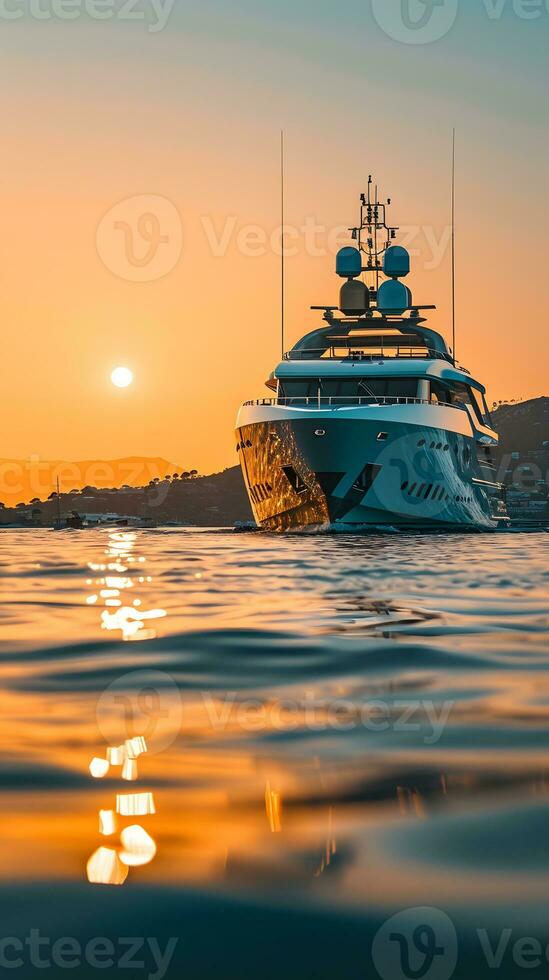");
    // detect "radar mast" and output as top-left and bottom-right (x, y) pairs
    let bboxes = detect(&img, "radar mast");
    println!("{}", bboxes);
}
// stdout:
(348, 175), (399, 293)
